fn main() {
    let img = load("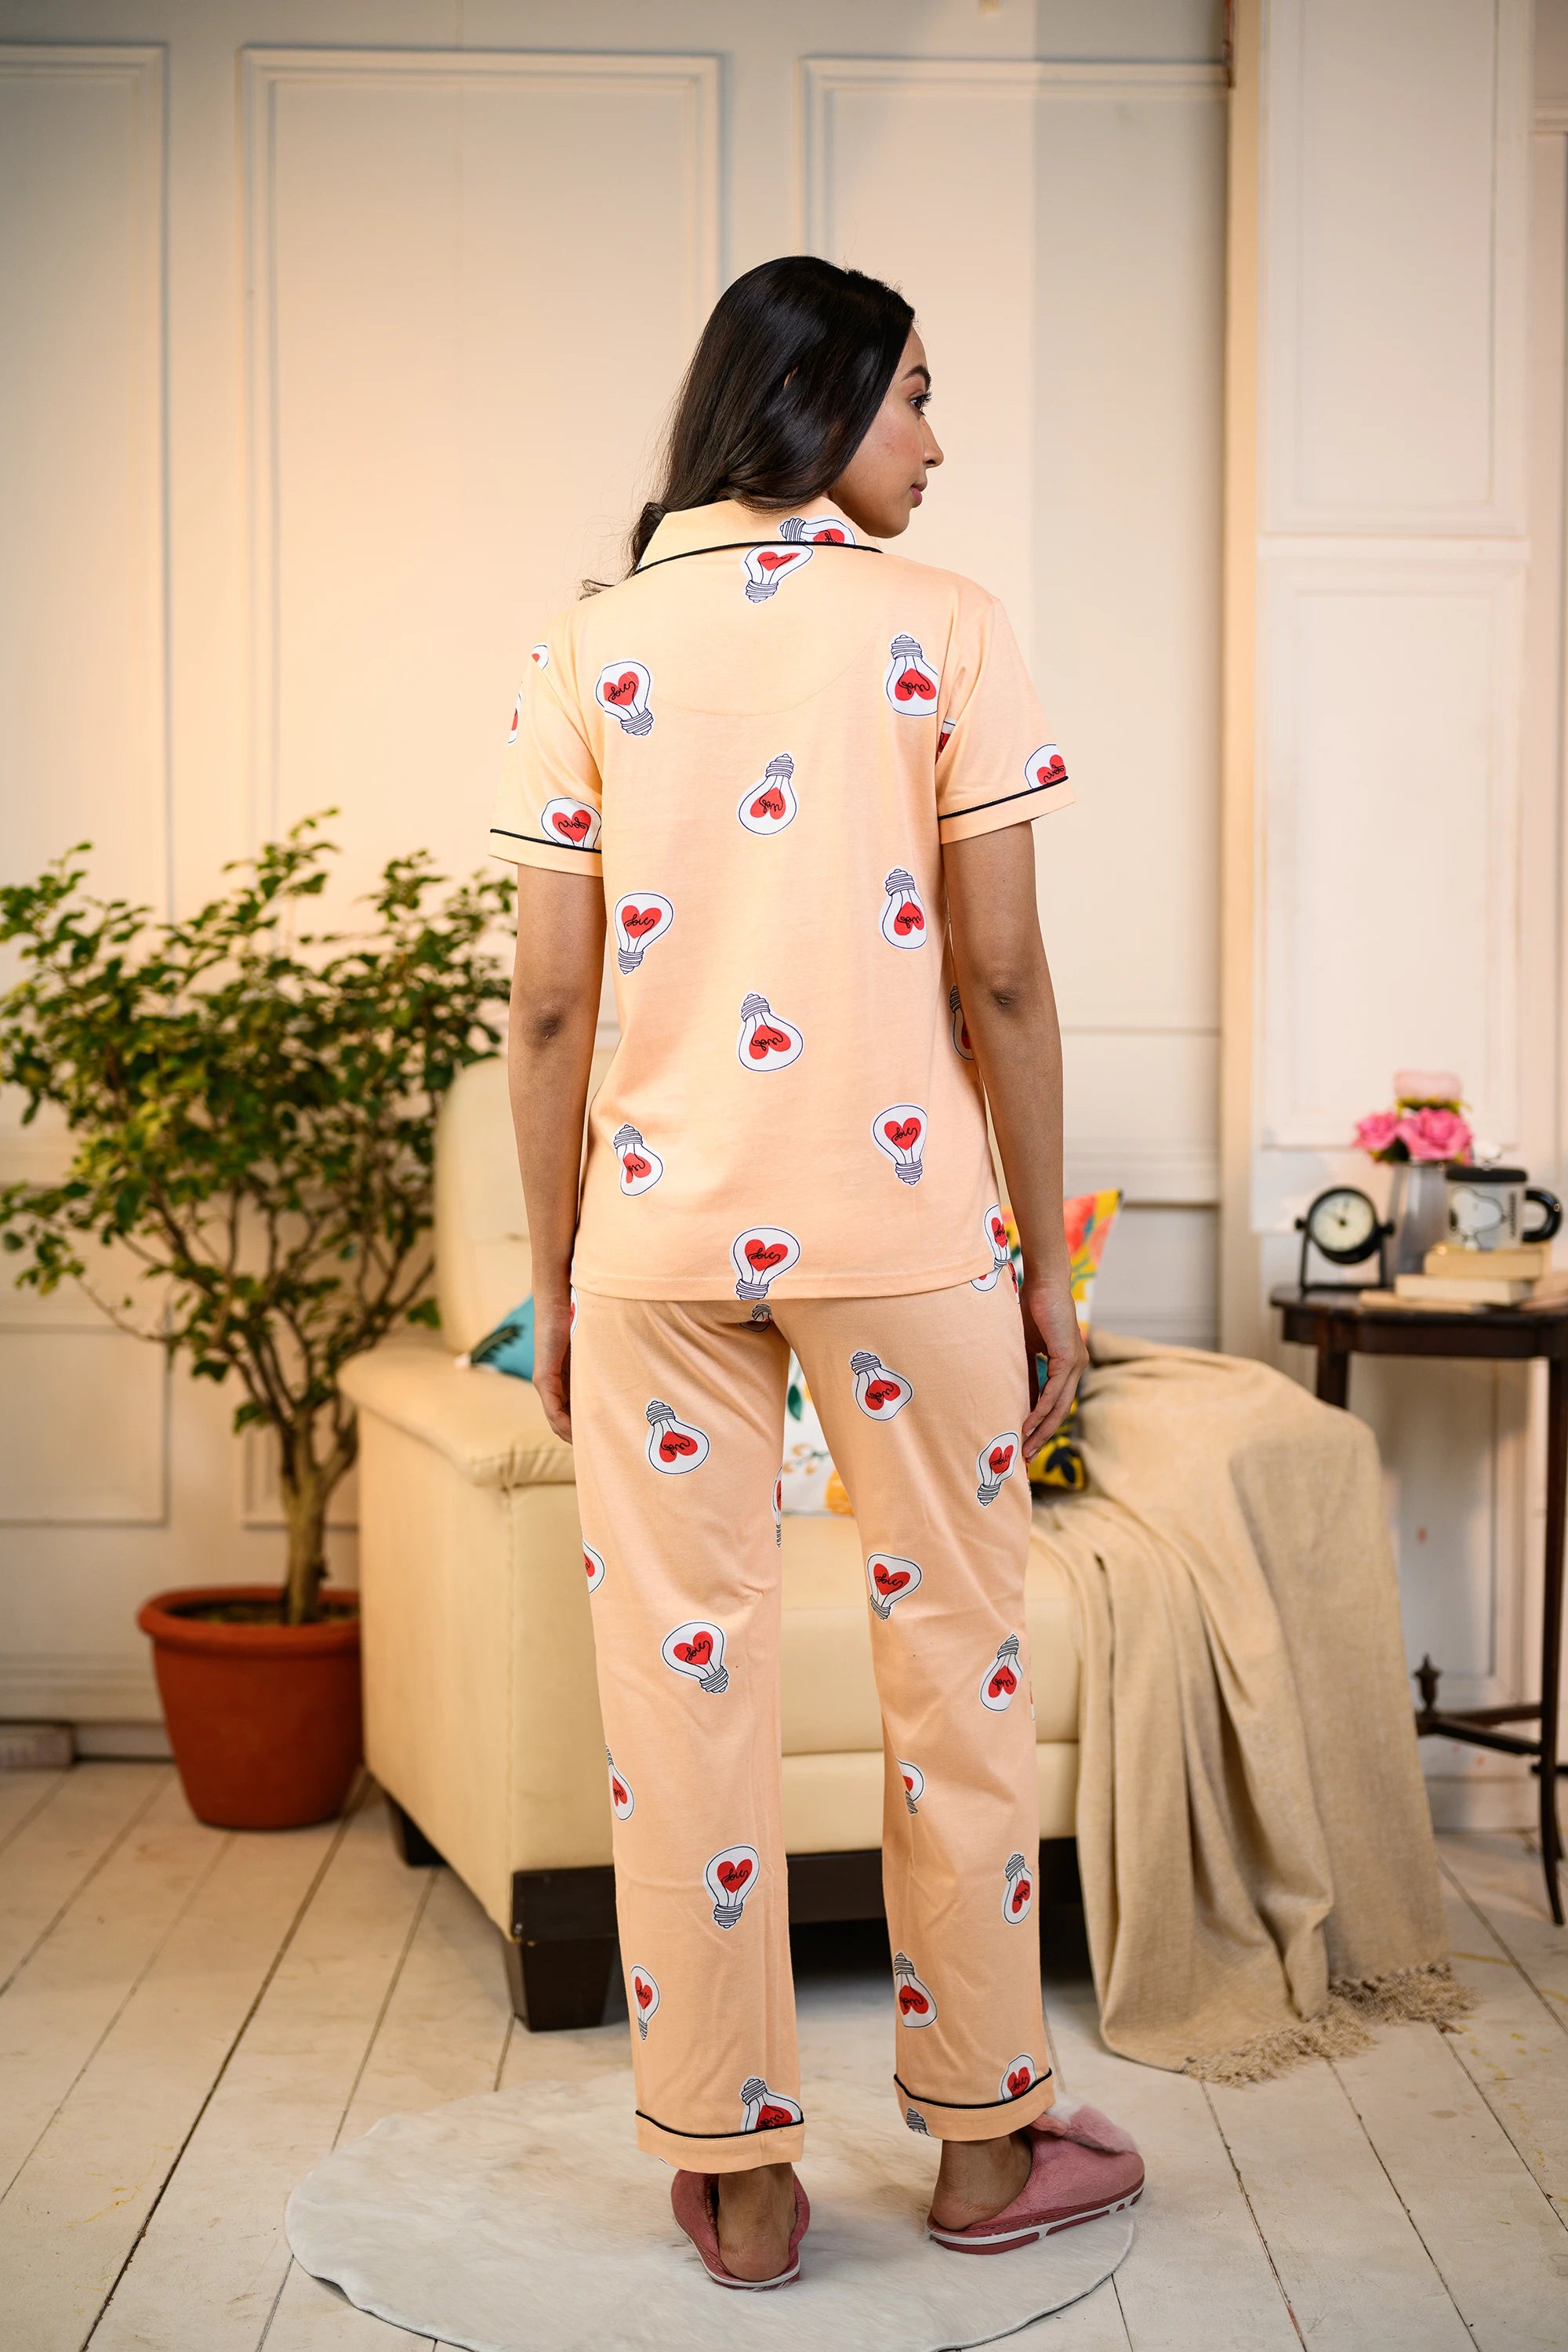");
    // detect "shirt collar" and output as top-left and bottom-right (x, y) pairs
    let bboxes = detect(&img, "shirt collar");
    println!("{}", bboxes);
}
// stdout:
(637, 494), (867, 569)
